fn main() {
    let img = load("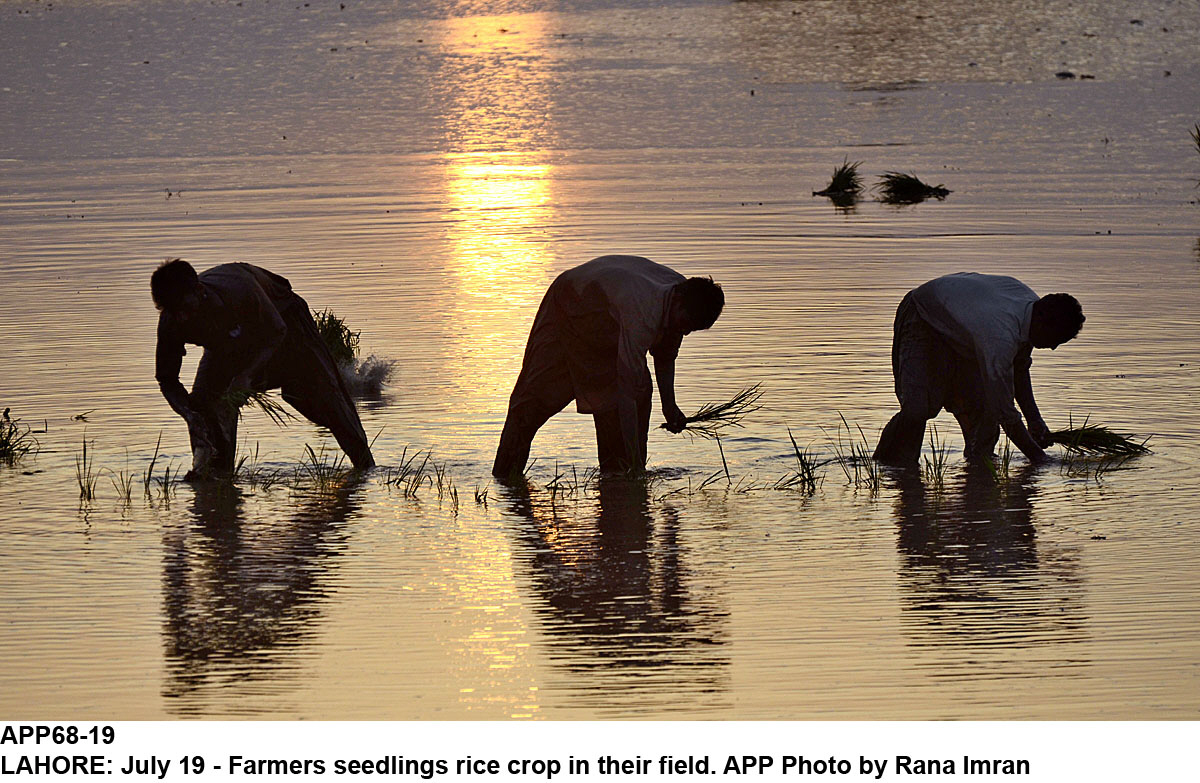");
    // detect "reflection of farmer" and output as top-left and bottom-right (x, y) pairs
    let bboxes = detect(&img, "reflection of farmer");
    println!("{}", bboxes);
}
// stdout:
(873, 273), (1084, 466)
(493, 255), (724, 478)
(152, 259), (374, 478)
